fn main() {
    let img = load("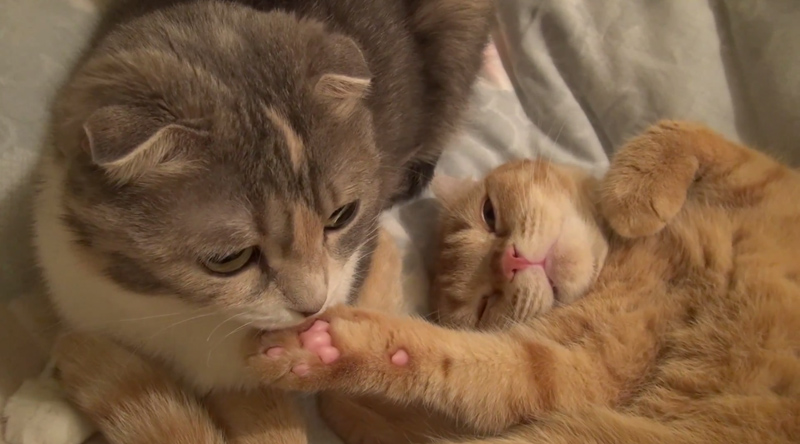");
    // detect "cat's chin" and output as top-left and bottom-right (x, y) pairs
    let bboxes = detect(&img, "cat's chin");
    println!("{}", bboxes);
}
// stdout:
(507, 267), (554, 296)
